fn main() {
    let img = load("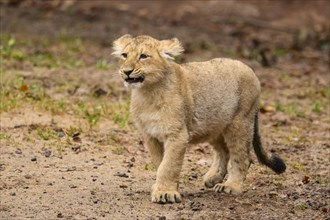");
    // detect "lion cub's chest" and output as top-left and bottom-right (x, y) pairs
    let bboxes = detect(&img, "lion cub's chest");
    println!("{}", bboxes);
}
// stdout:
(133, 110), (169, 142)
